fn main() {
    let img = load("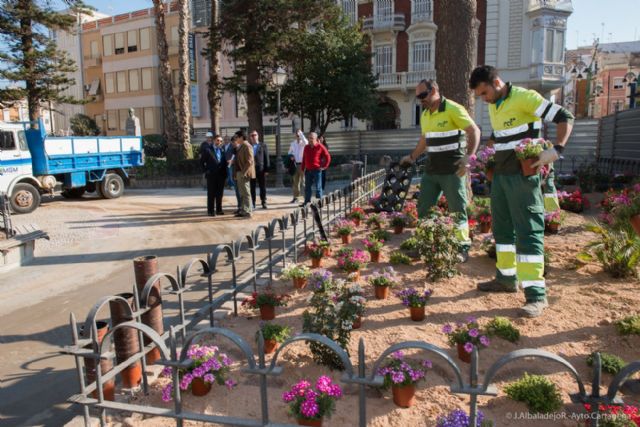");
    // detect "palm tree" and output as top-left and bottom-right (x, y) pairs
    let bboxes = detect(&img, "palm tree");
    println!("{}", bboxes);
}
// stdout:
(177, 0), (192, 158)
